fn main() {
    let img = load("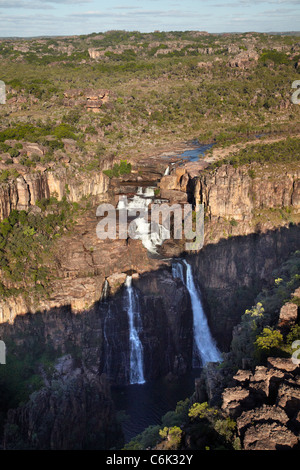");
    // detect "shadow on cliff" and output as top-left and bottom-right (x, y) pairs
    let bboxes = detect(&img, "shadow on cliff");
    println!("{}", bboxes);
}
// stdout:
(0, 223), (299, 449)
(0, 223), (299, 383)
